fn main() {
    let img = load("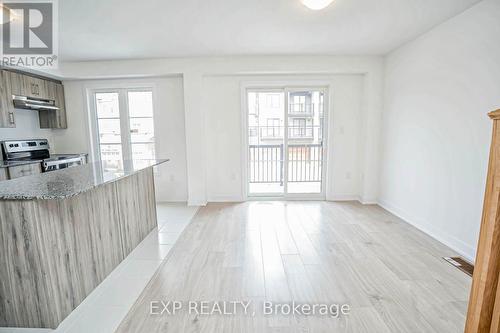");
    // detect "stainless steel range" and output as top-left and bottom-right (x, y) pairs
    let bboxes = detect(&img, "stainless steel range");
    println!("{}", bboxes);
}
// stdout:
(1, 139), (86, 172)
